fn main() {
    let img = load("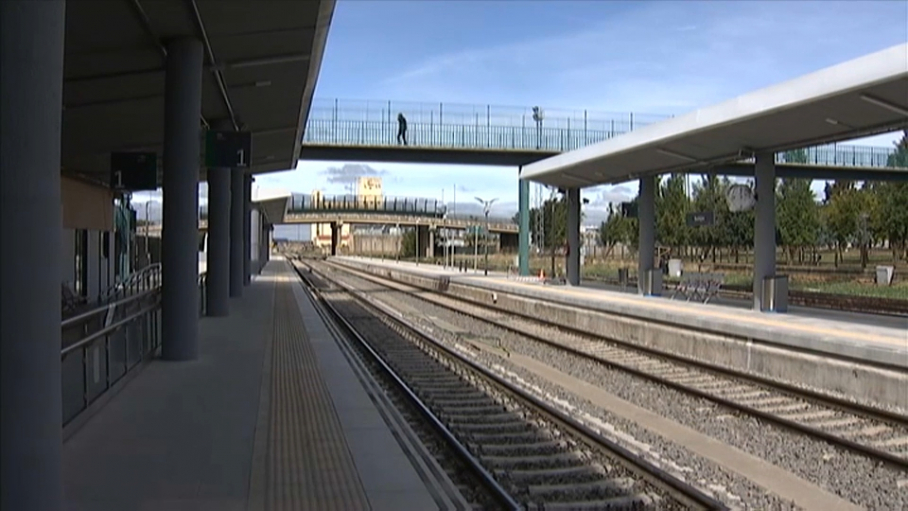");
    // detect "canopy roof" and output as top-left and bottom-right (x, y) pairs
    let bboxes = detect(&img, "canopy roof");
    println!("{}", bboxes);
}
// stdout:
(521, 43), (908, 187)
